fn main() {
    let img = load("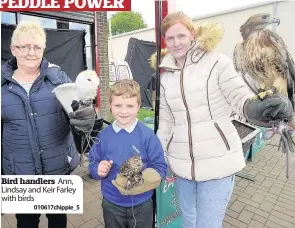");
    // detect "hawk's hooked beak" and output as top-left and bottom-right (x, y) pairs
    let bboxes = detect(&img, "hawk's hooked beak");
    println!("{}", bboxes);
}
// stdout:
(272, 17), (280, 26)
